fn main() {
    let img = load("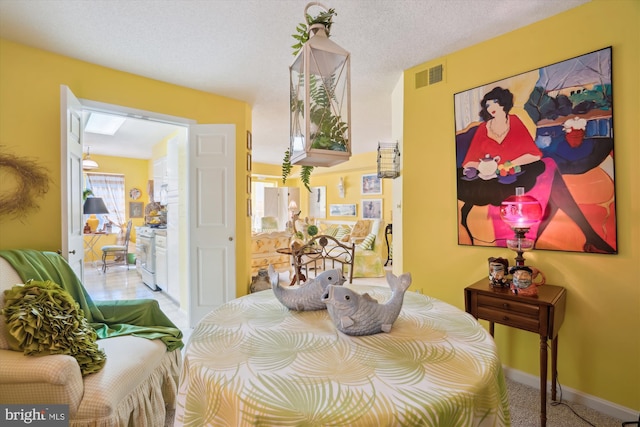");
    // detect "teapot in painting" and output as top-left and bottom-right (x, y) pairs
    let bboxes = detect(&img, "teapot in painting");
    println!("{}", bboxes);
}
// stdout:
(478, 154), (501, 179)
